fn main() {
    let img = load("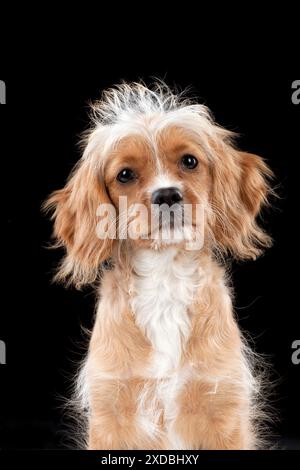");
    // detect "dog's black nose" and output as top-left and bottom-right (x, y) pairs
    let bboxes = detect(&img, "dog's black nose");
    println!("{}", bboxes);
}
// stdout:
(151, 187), (183, 206)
